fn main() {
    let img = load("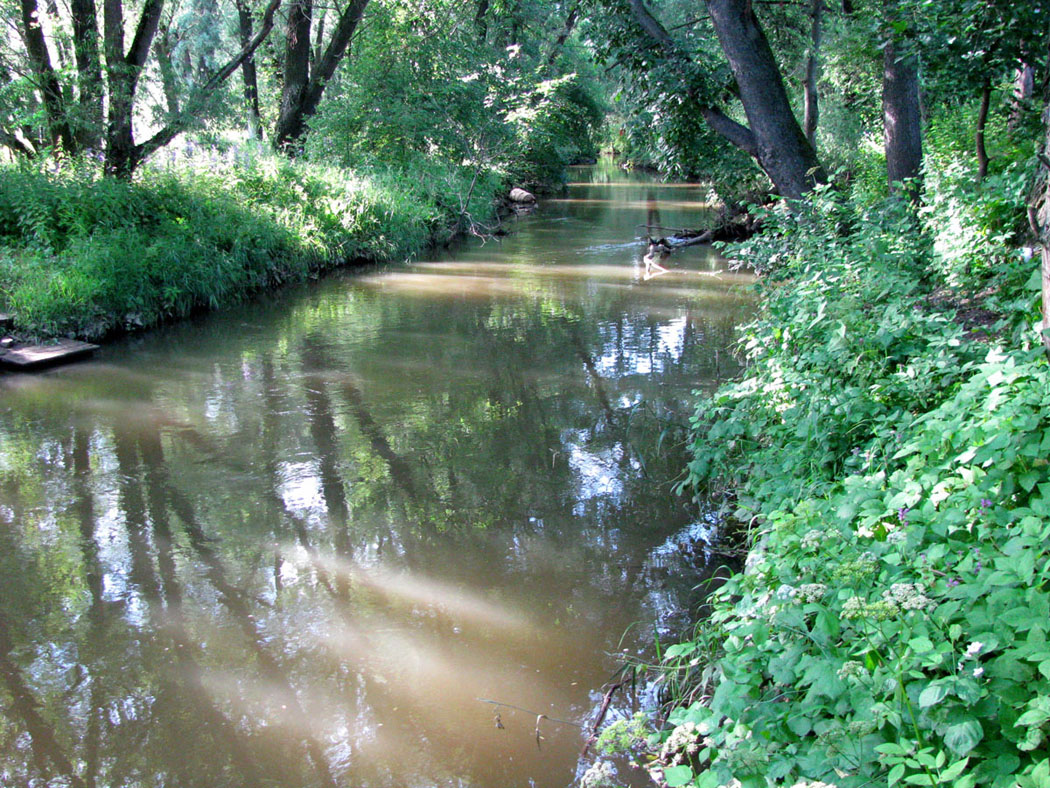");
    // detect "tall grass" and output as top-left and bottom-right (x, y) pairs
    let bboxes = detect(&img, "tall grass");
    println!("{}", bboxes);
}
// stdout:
(0, 149), (502, 340)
